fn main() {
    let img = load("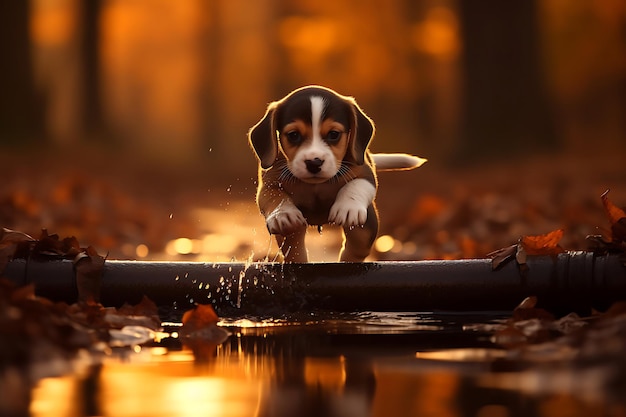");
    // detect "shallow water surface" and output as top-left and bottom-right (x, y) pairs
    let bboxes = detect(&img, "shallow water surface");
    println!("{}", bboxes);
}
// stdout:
(27, 312), (624, 417)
